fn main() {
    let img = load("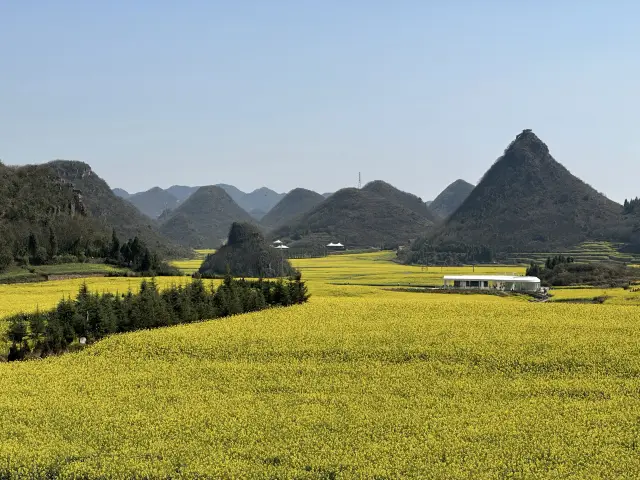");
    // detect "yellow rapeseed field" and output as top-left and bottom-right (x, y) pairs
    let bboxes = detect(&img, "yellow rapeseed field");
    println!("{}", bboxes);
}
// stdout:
(1, 252), (640, 478)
